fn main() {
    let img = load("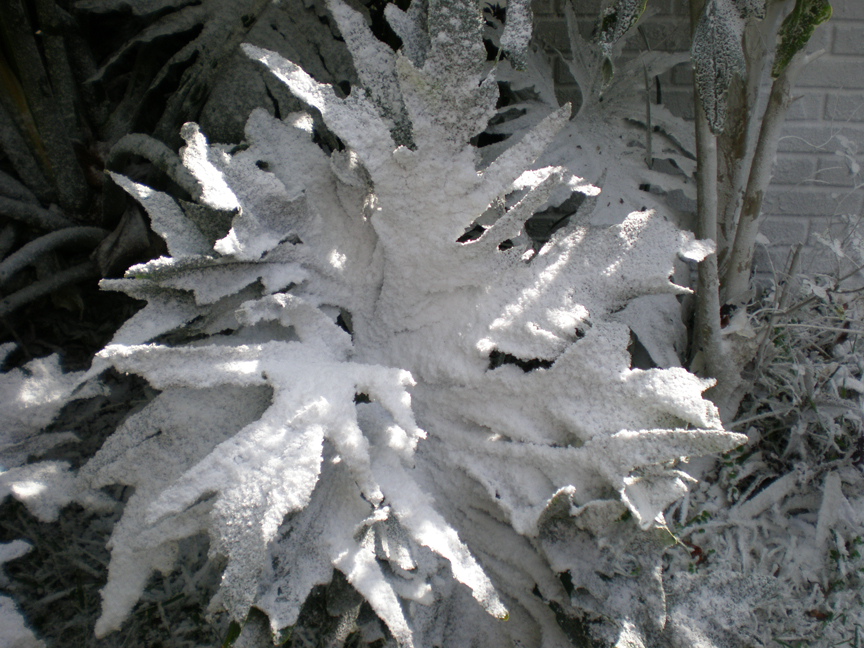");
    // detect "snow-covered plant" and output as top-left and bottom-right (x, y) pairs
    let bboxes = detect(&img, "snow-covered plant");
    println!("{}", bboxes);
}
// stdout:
(689, 0), (833, 416)
(1, 0), (749, 645)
